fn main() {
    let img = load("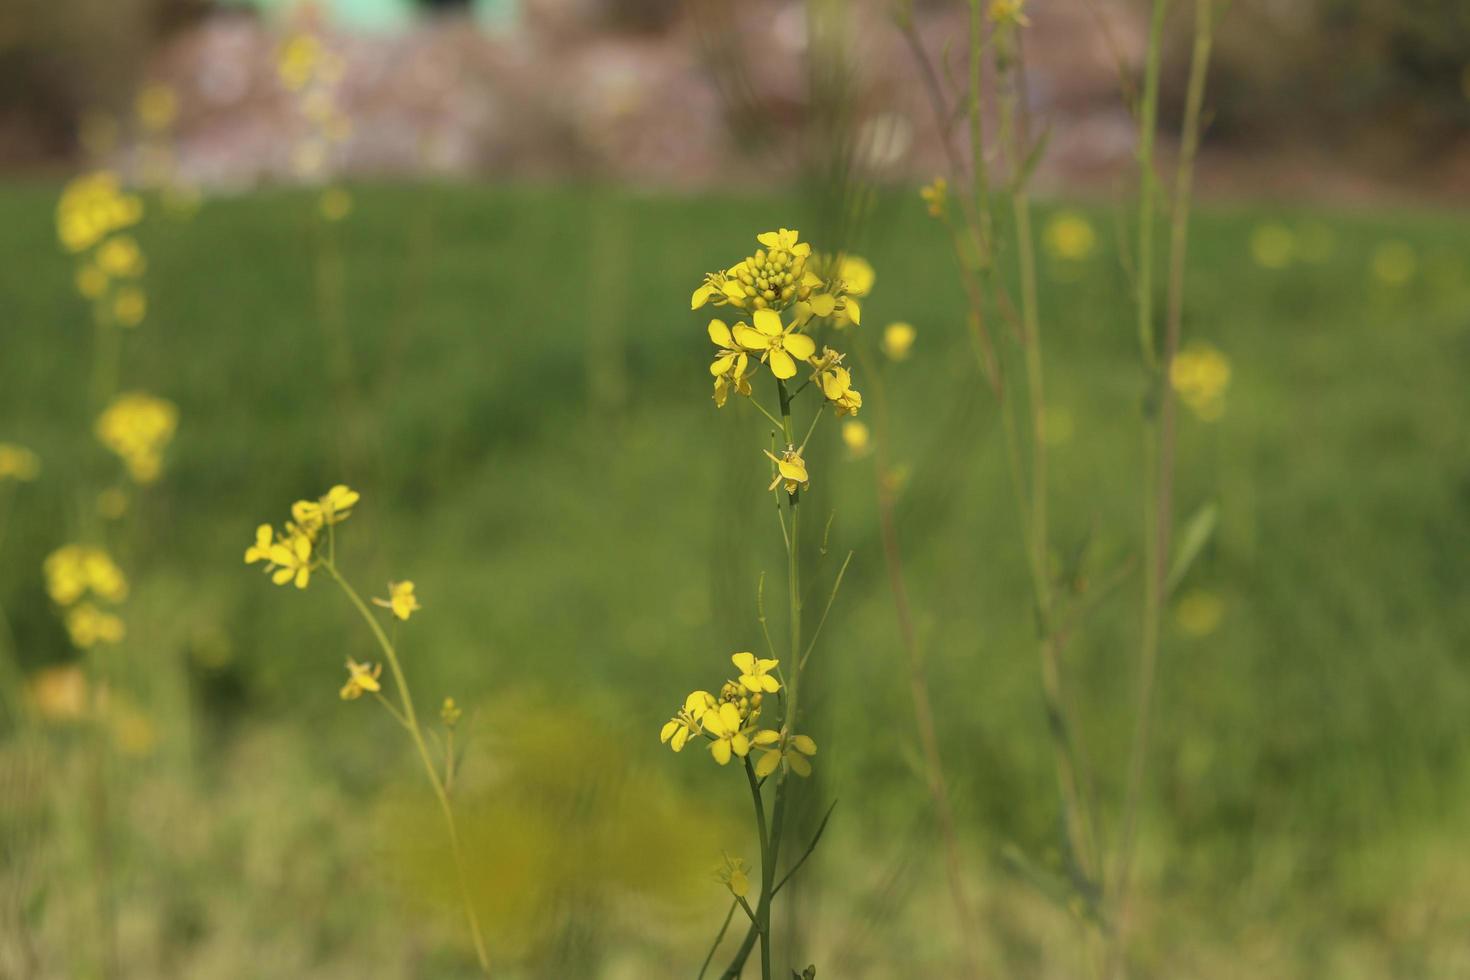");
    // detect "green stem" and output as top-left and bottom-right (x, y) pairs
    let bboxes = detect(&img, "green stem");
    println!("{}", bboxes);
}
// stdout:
(324, 562), (492, 975)
(698, 900), (739, 980)
(1111, 2), (1212, 976)
(1134, 0), (1169, 366)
